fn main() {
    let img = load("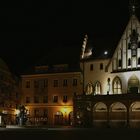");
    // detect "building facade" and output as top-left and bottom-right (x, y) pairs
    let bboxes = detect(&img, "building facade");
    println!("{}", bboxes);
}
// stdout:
(74, 4), (140, 128)
(0, 58), (19, 126)
(20, 64), (82, 126)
